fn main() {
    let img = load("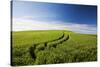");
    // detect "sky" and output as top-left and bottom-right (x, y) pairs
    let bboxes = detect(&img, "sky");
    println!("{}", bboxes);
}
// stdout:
(12, 1), (97, 34)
